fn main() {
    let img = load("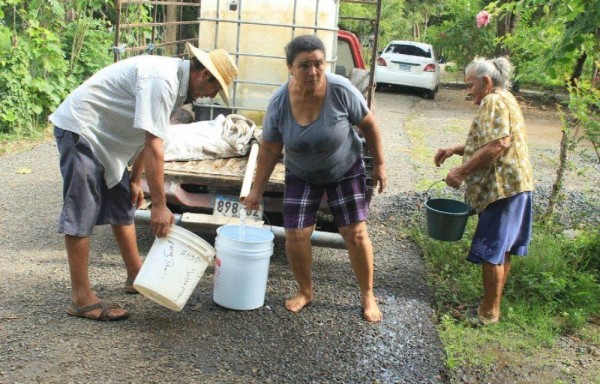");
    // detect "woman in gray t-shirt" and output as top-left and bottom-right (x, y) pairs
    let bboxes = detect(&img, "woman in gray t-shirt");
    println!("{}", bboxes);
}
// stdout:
(243, 35), (387, 323)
